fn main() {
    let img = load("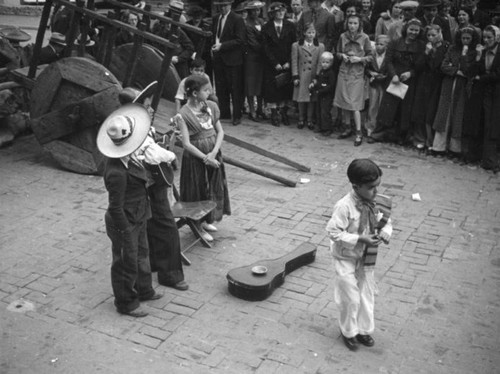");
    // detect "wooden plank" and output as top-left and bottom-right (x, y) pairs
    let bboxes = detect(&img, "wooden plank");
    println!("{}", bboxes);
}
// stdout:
(29, 63), (62, 118)
(224, 155), (297, 187)
(31, 87), (120, 144)
(224, 134), (311, 172)
(28, 0), (53, 79)
(44, 140), (97, 174)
